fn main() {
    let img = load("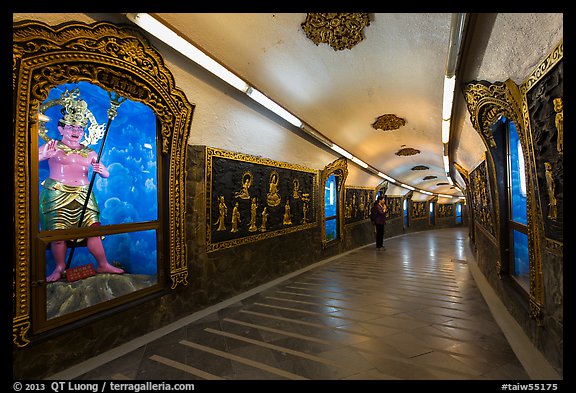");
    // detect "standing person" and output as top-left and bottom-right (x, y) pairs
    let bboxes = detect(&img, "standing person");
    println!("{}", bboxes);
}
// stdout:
(39, 100), (124, 282)
(372, 195), (388, 250)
